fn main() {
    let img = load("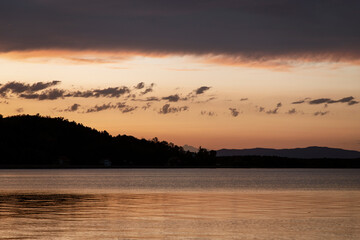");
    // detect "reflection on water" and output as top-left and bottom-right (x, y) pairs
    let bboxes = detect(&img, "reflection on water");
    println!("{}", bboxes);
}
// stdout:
(0, 169), (360, 239)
